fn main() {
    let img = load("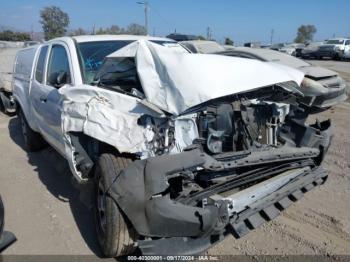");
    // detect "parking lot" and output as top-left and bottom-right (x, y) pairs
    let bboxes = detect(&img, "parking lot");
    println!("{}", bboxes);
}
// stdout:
(0, 59), (350, 257)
